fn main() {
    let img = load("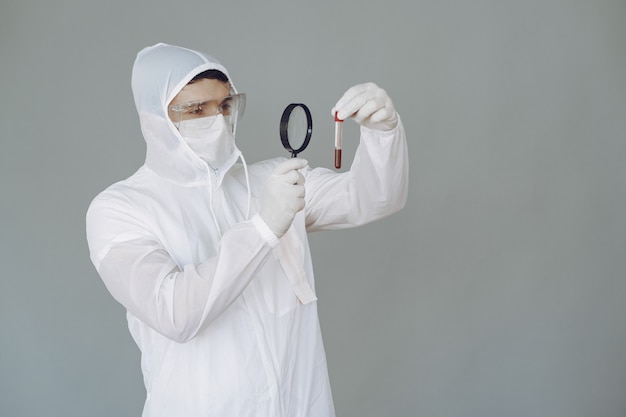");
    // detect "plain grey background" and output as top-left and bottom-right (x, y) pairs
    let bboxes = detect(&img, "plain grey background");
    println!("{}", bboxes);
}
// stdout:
(1, 0), (625, 416)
